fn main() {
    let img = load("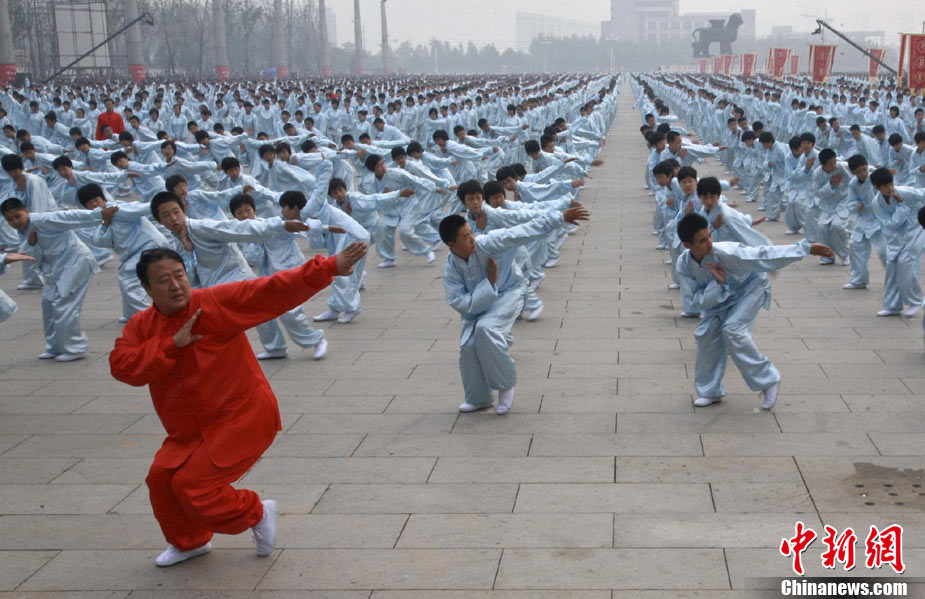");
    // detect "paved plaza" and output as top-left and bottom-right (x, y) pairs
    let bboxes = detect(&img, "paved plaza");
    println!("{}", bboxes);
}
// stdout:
(0, 83), (924, 597)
